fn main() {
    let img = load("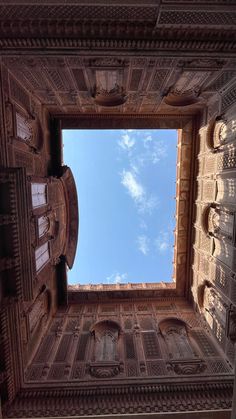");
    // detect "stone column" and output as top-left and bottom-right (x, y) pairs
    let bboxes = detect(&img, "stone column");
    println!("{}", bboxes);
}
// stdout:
(133, 323), (146, 376)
